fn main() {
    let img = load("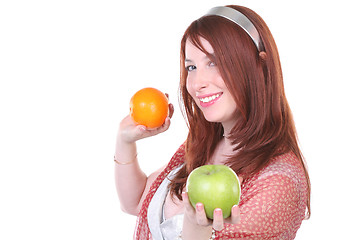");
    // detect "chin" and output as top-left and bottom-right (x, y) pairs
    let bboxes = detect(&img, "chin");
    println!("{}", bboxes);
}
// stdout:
(203, 114), (222, 123)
